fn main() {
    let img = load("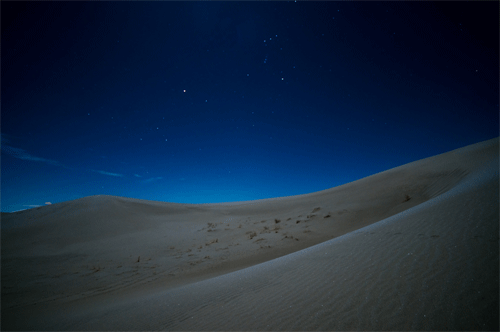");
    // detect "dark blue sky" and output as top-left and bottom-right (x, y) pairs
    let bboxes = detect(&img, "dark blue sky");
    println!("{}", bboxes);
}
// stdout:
(2, 1), (498, 212)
